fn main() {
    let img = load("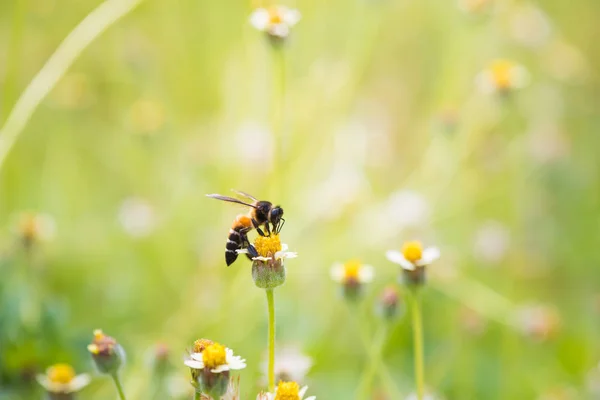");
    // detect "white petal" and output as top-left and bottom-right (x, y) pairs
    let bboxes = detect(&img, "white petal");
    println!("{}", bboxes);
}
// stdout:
(184, 359), (204, 369)
(299, 386), (308, 397)
(330, 263), (345, 282)
(281, 243), (289, 252)
(276, 251), (298, 260)
(252, 256), (272, 261)
(237, 248), (249, 254)
(190, 352), (204, 361)
(69, 374), (91, 392)
(417, 247), (440, 265)
(358, 264), (375, 283)
(250, 9), (270, 30)
(283, 9), (301, 26)
(211, 364), (231, 373)
(269, 23), (290, 38)
(36, 375), (51, 391)
(304, 397), (317, 400)
(386, 250), (415, 271)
